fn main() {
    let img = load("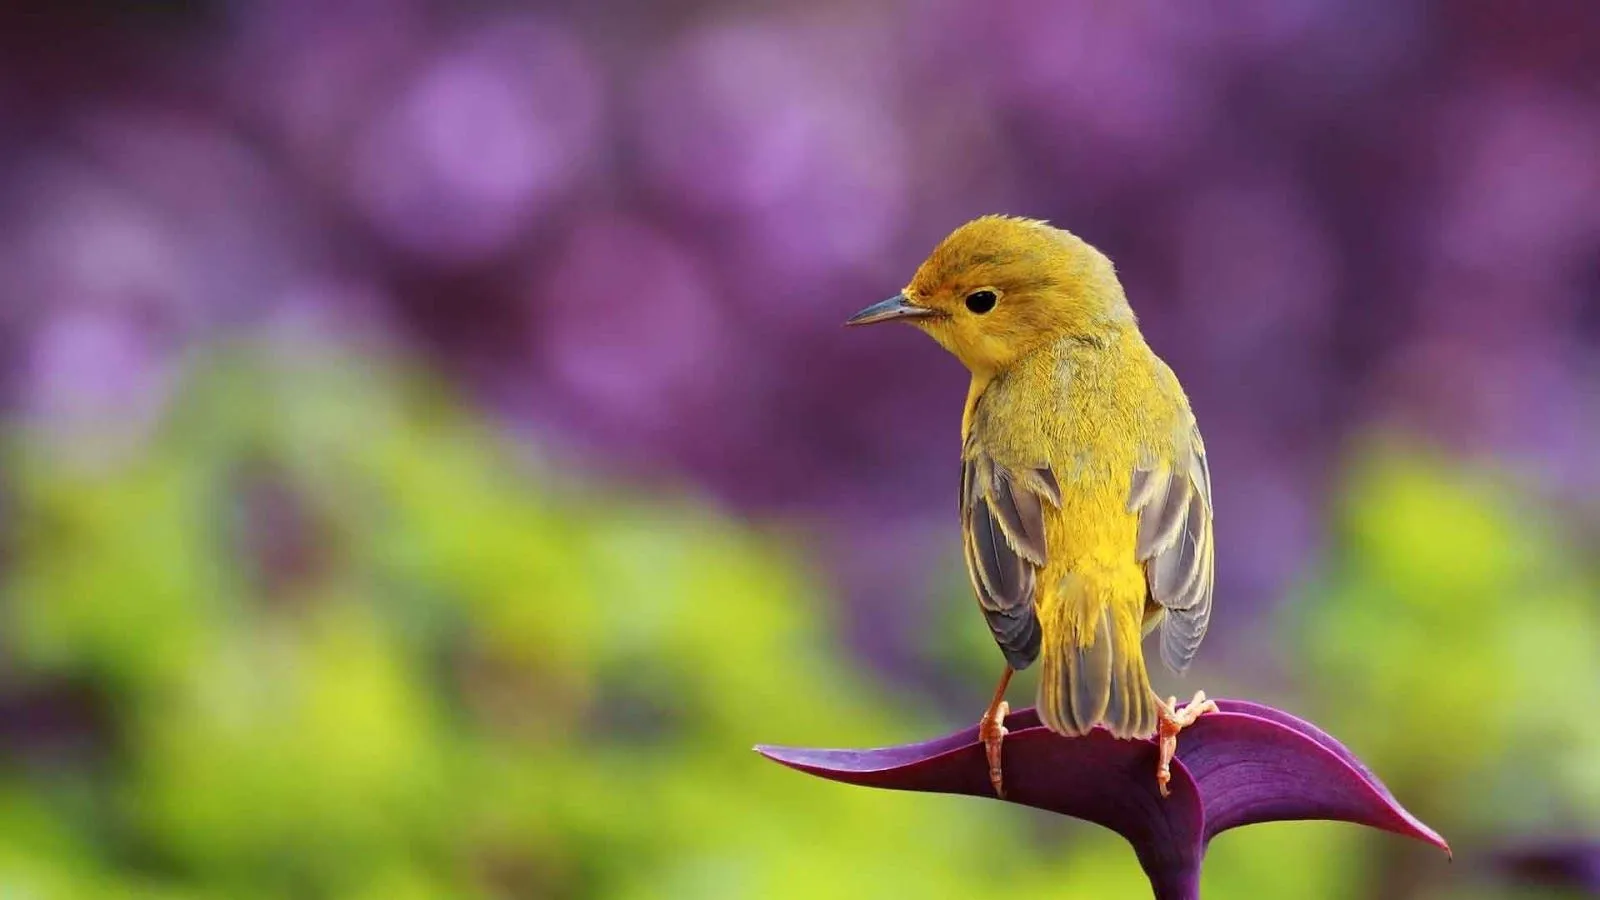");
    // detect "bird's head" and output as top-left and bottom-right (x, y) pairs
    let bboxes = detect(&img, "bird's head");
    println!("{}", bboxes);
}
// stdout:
(847, 215), (1132, 374)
